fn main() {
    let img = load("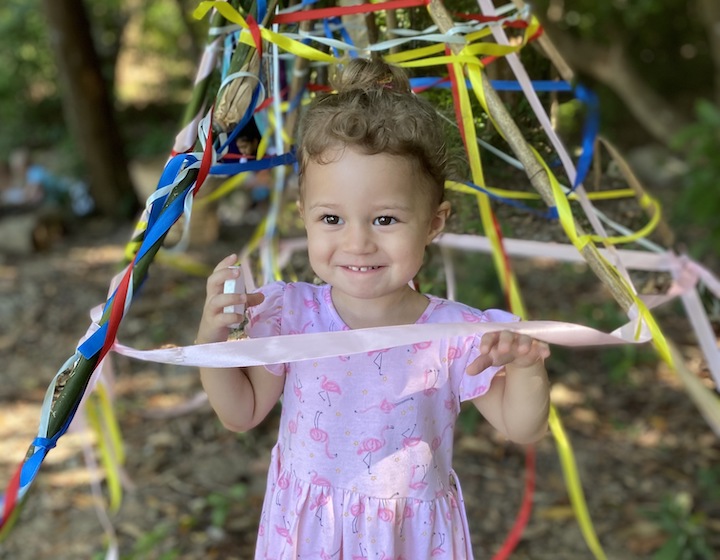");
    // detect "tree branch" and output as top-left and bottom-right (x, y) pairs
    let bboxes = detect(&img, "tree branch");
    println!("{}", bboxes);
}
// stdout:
(426, 0), (635, 313)
(538, 18), (692, 147)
